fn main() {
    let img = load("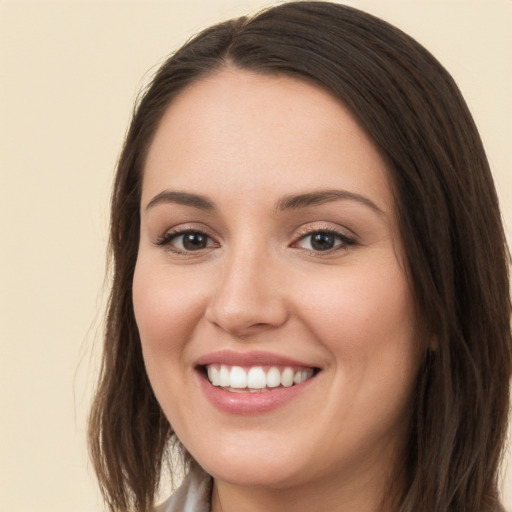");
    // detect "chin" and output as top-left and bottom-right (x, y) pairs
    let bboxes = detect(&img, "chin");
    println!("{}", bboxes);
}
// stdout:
(189, 437), (310, 489)
(205, 461), (305, 489)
